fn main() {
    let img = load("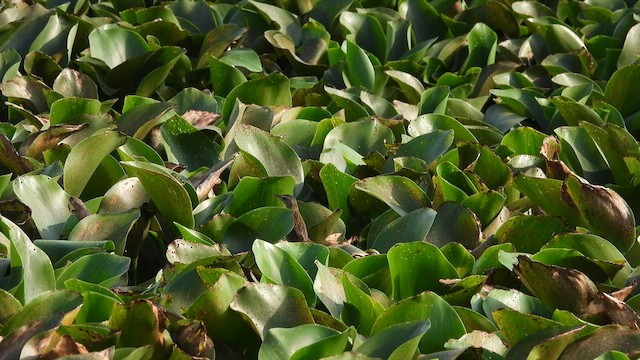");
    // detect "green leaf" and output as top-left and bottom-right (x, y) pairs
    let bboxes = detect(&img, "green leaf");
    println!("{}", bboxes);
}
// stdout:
(371, 208), (437, 253)
(89, 24), (150, 69)
(121, 161), (195, 228)
(232, 124), (304, 195)
(109, 300), (164, 348)
(222, 73), (292, 123)
(250, 1), (301, 45)
(230, 283), (315, 340)
(605, 65), (640, 121)
(320, 163), (359, 223)
(56, 253), (130, 288)
(13, 174), (74, 240)
(224, 176), (294, 216)
(355, 320), (430, 359)
(160, 115), (218, 171)
(495, 216), (566, 253)
(0, 290), (82, 358)
(343, 40), (376, 90)
(372, 292), (466, 353)
(388, 242), (458, 299)
(354, 175), (430, 216)
(63, 129), (127, 197)
(0, 216), (55, 304)
(341, 272), (384, 336)
(462, 23), (497, 73)
(253, 240), (316, 306)
(259, 324), (350, 360)
(68, 210), (140, 256)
